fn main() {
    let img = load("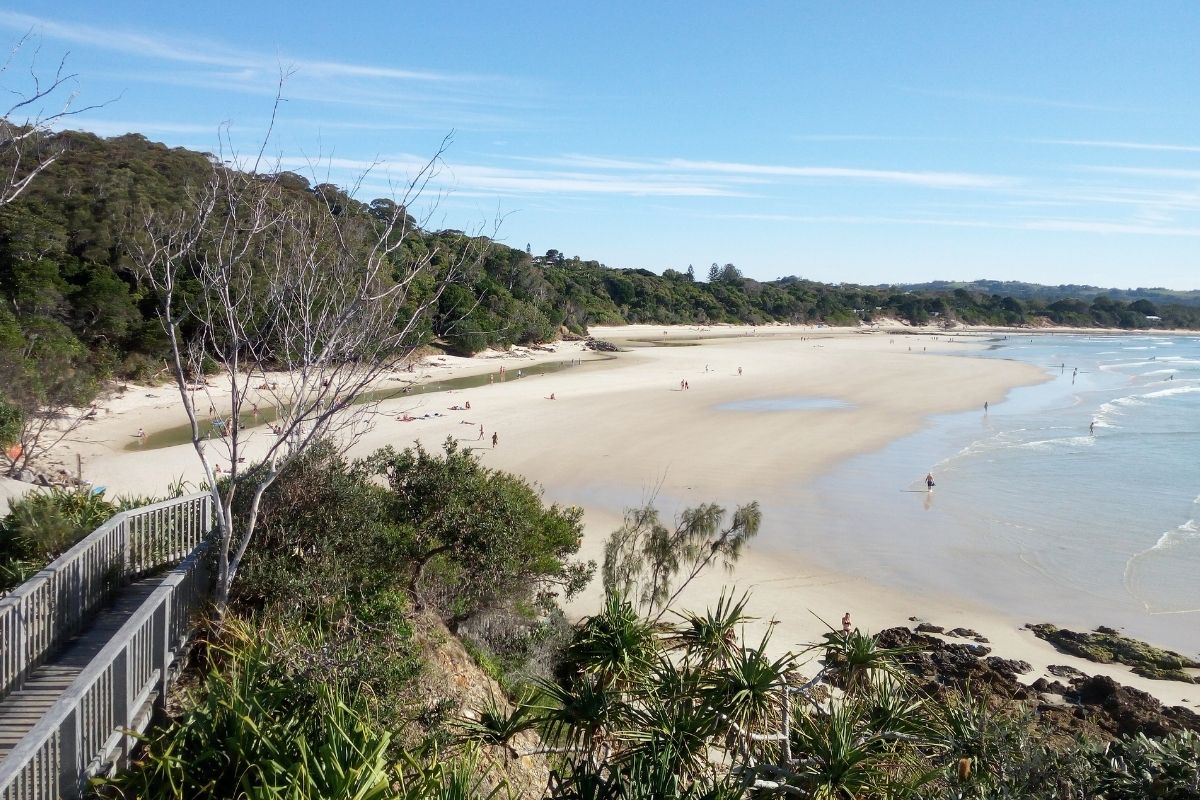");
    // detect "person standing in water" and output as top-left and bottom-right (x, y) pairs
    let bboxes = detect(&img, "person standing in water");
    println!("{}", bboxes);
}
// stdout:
(1089, 421), (1096, 435)
(491, 432), (498, 448)
(925, 472), (935, 492)
(984, 401), (988, 413)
